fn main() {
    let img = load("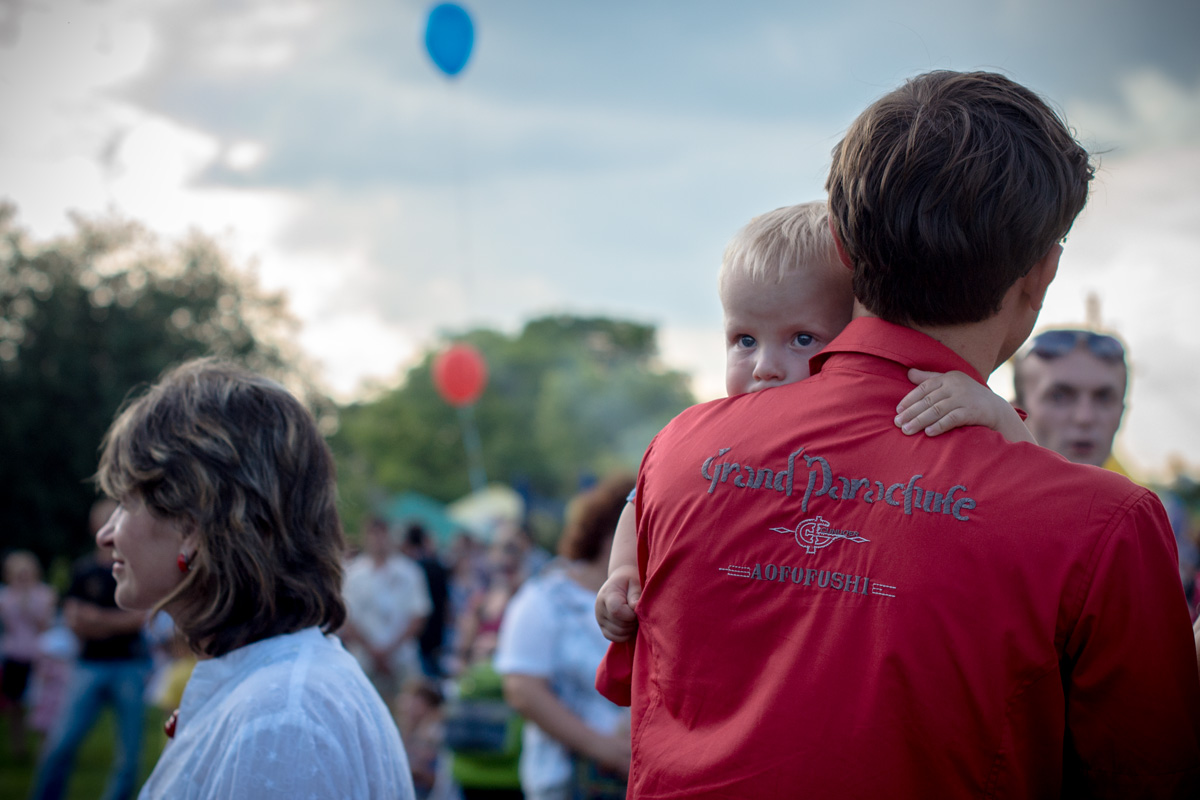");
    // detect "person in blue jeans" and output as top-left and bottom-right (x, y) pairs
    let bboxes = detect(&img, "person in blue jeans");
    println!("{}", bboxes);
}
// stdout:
(29, 499), (151, 800)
